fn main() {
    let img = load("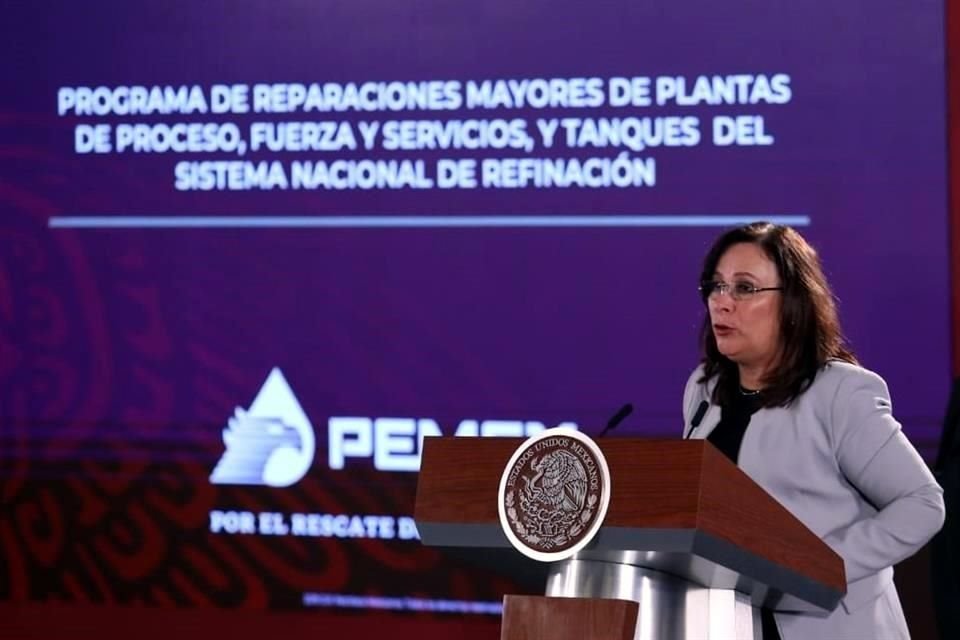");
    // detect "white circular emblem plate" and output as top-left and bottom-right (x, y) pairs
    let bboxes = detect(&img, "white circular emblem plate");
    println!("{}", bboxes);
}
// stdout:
(497, 427), (611, 562)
